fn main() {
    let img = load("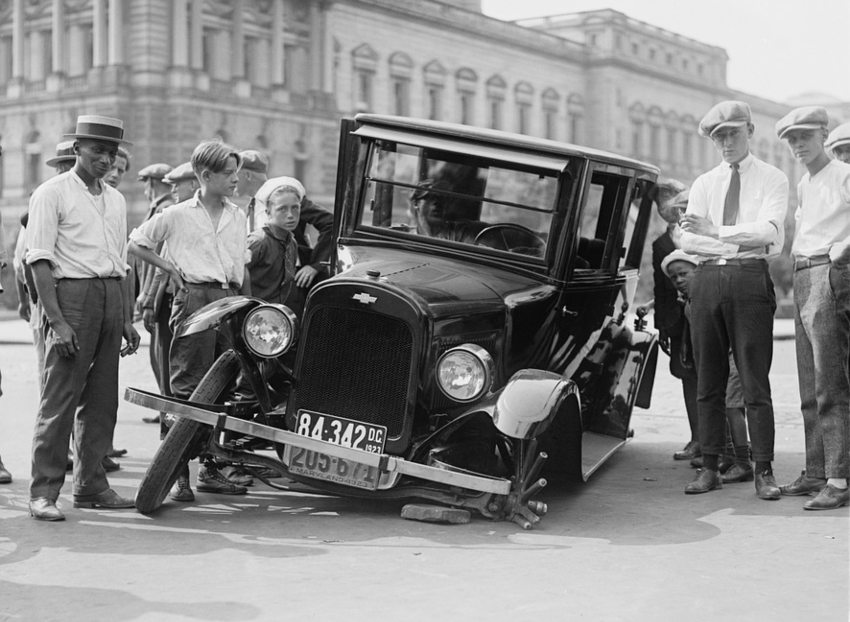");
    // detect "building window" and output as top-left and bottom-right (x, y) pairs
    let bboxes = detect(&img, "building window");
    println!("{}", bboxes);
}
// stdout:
(489, 98), (502, 130)
(388, 52), (413, 116)
(632, 123), (643, 156)
(648, 48), (656, 61)
(682, 131), (692, 166)
(455, 67), (478, 126)
(352, 43), (379, 112)
(541, 88), (560, 140)
(391, 78), (410, 116)
(515, 81), (534, 135)
(666, 128), (676, 165)
(631, 42), (639, 55)
(426, 86), (442, 120)
(25, 130), (42, 194)
(486, 74), (506, 130)
(682, 58), (689, 71)
(517, 103), (530, 134)
(589, 34), (597, 46)
(423, 60), (447, 121)
(567, 93), (585, 144)
(666, 52), (672, 65)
